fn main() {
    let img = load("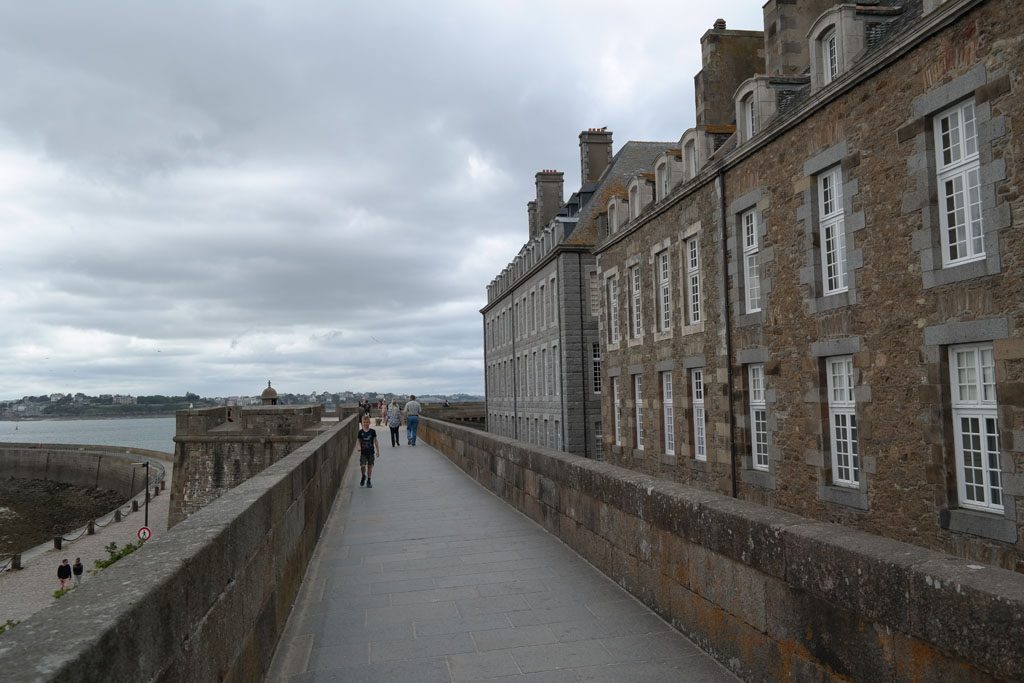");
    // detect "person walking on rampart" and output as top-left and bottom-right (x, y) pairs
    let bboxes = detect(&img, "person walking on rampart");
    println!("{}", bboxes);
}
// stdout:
(358, 414), (380, 488)
(72, 557), (84, 587)
(386, 400), (402, 447)
(403, 394), (422, 446)
(57, 558), (71, 589)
